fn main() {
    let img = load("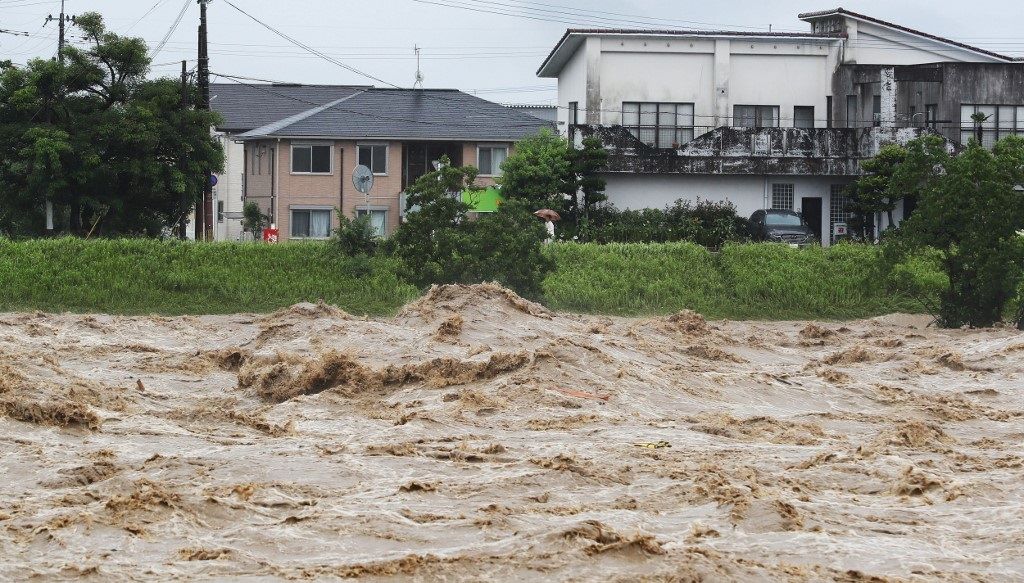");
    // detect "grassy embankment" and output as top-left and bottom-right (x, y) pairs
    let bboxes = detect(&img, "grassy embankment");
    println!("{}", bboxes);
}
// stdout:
(0, 238), (939, 319)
